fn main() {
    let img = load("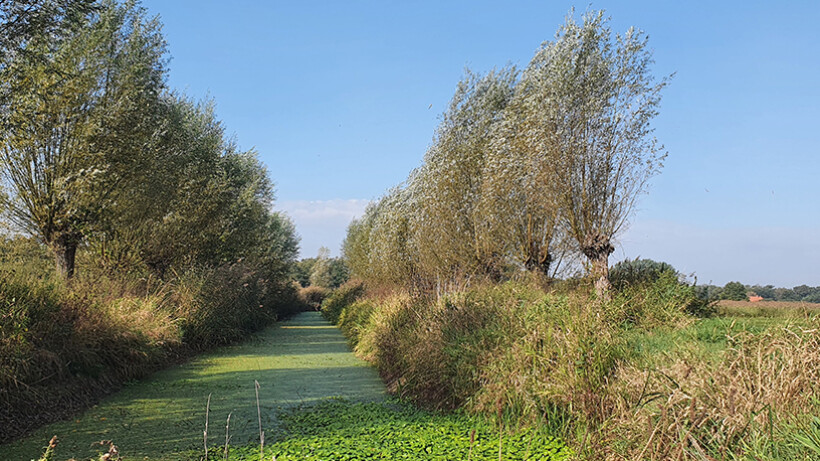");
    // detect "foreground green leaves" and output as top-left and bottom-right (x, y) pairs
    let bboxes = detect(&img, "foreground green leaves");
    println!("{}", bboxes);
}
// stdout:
(196, 399), (570, 461)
